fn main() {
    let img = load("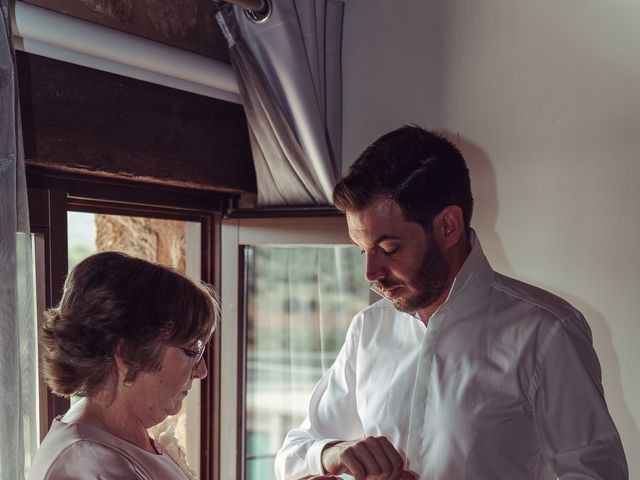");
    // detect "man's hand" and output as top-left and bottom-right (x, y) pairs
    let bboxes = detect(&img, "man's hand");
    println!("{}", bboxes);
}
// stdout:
(321, 436), (415, 480)
(298, 476), (341, 479)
